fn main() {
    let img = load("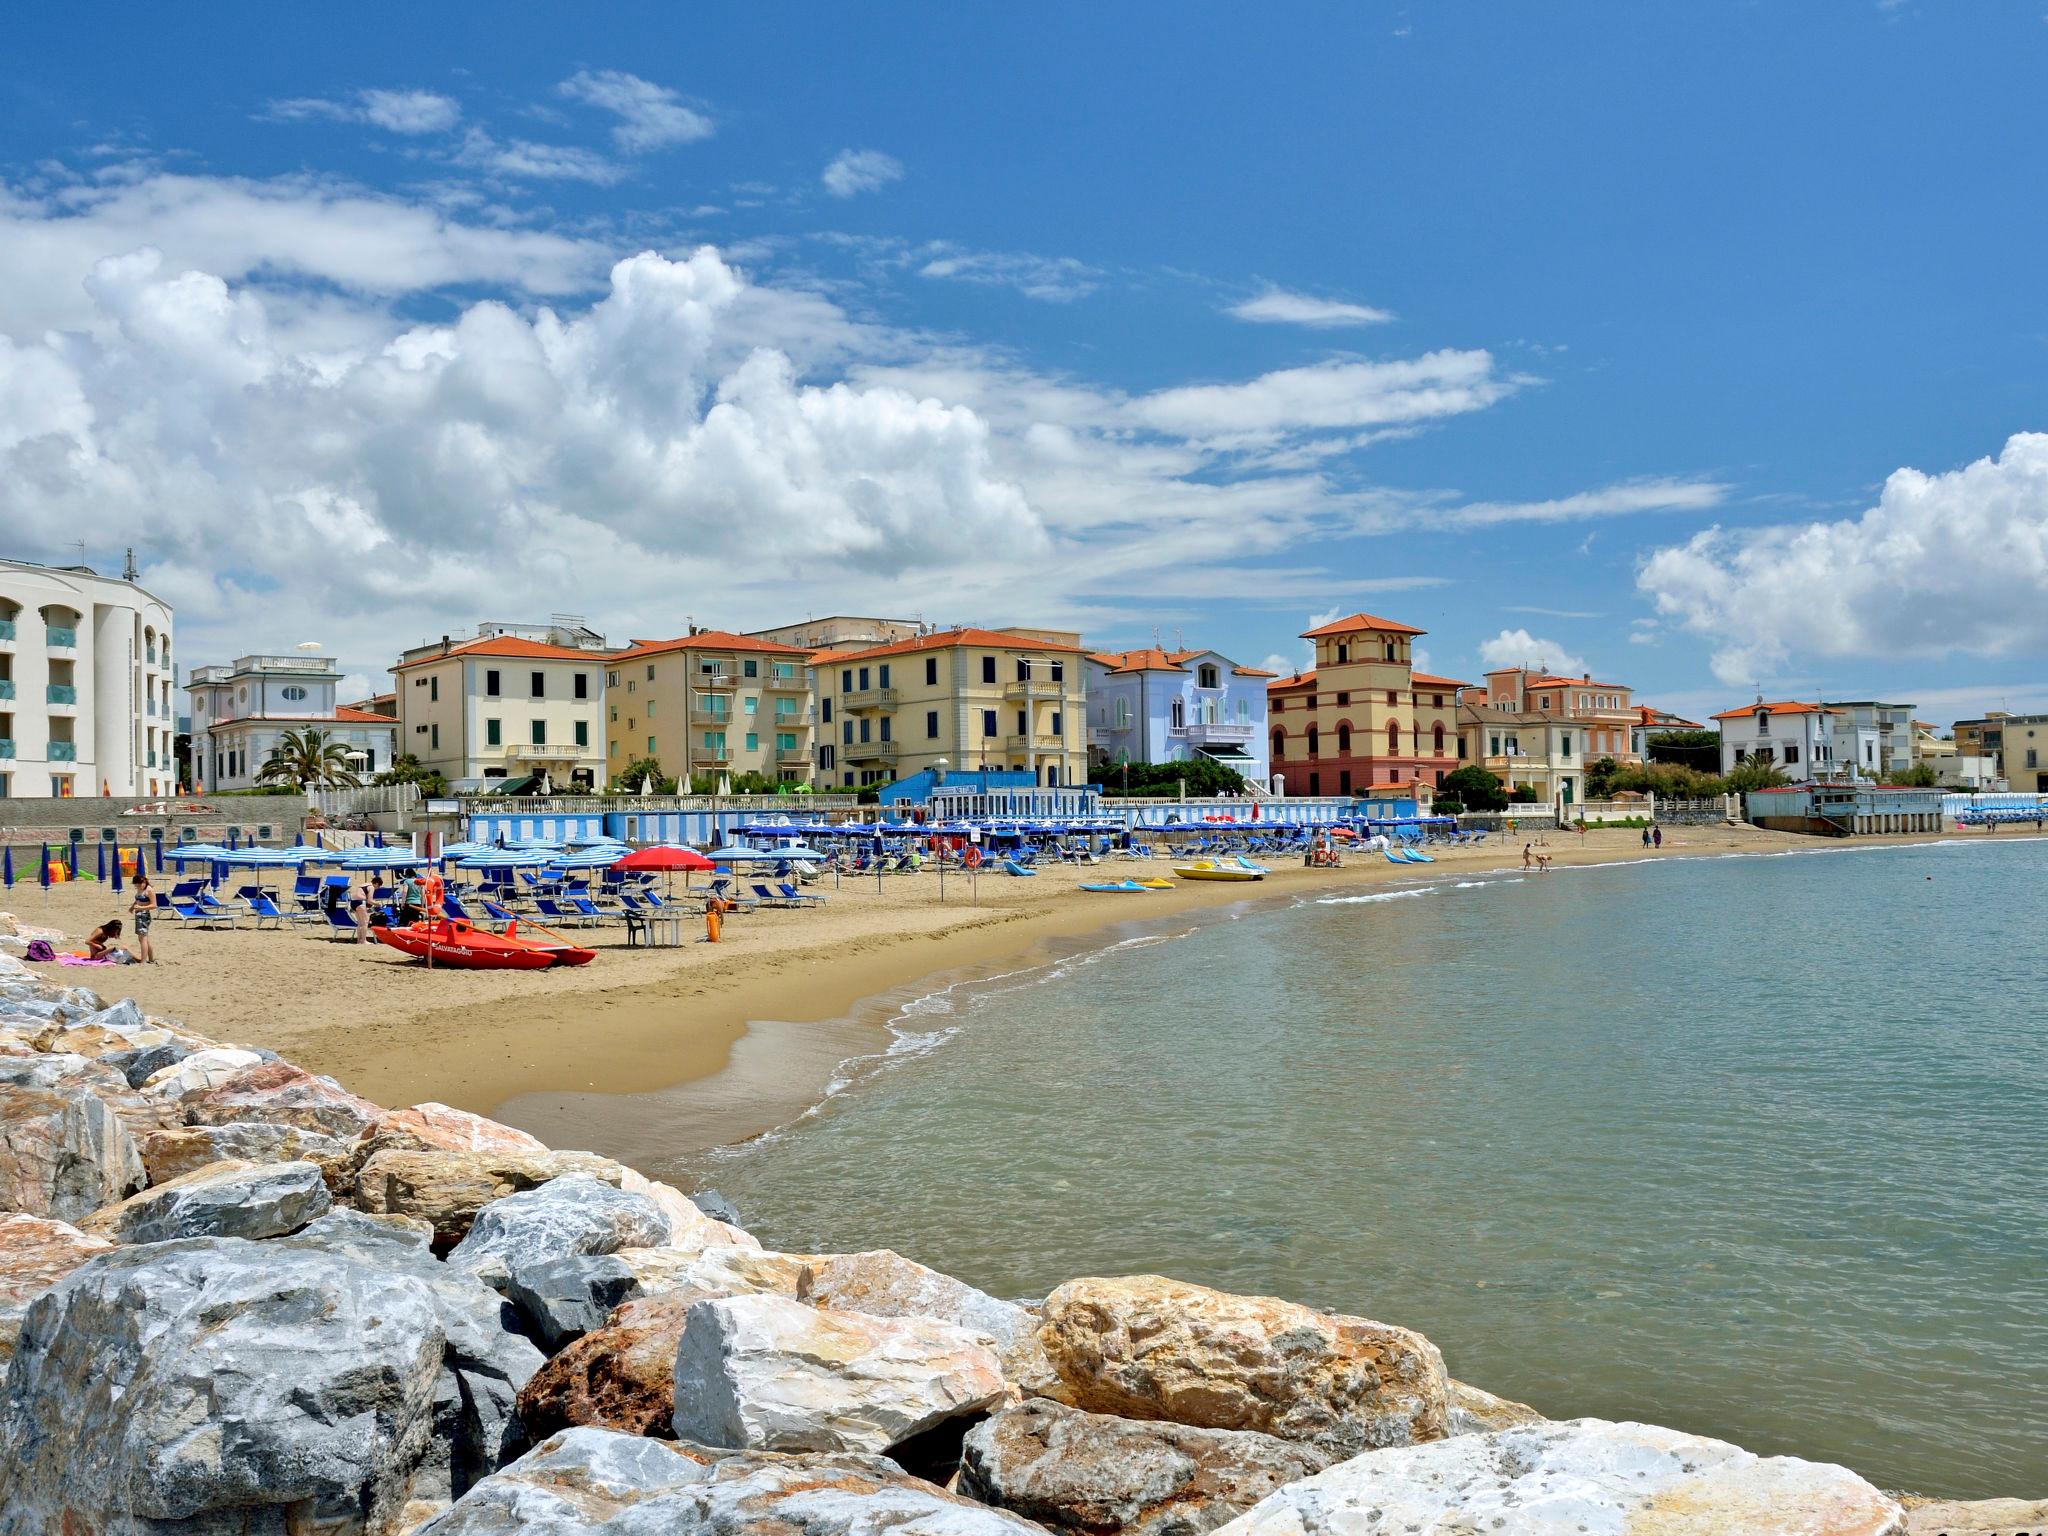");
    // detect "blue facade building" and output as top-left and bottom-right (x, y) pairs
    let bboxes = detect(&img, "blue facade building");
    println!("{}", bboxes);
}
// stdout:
(1084, 647), (1273, 787)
